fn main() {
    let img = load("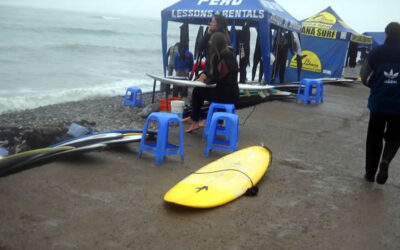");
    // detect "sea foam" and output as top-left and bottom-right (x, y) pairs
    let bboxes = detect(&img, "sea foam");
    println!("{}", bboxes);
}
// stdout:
(0, 78), (155, 114)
